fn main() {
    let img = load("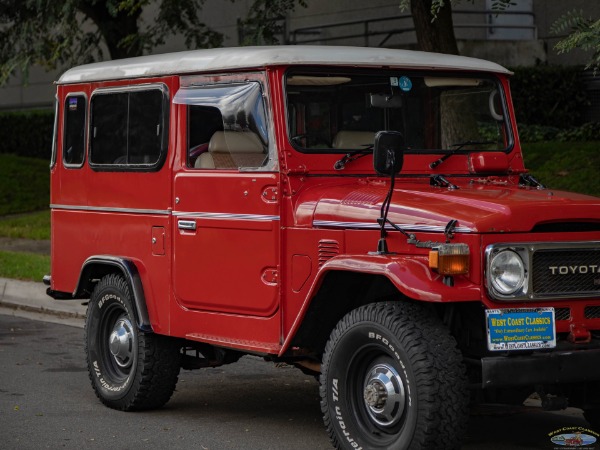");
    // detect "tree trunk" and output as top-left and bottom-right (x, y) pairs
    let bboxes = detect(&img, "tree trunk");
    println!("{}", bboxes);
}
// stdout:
(410, 0), (459, 55)
(78, 2), (143, 59)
